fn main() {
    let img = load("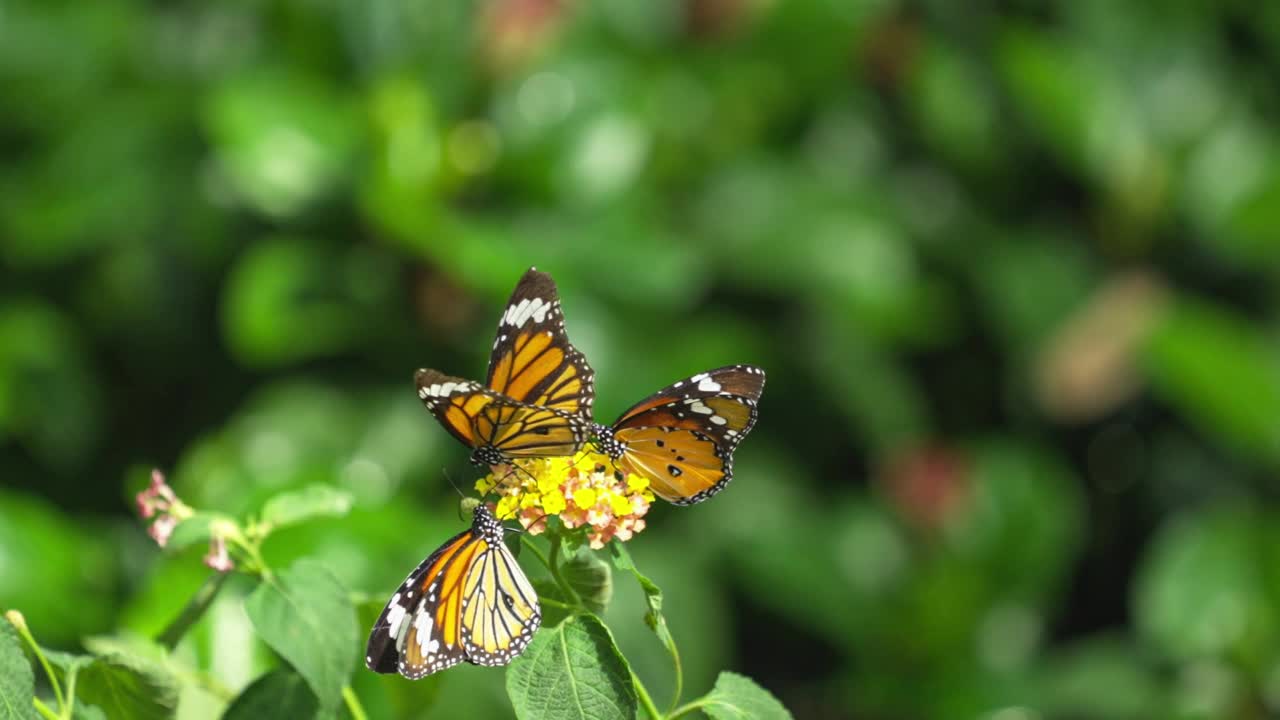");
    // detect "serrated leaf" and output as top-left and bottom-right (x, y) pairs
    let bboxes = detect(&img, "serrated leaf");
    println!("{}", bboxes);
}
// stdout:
(561, 552), (612, 615)
(699, 672), (792, 720)
(245, 559), (356, 710)
(221, 669), (318, 720)
(609, 543), (675, 666)
(506, 614), (636, 720)
(0, 618), (36, 720)
(74, 651), (179, 720)
(259, 485), (354, 531)
(81, 635), (166, 666)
